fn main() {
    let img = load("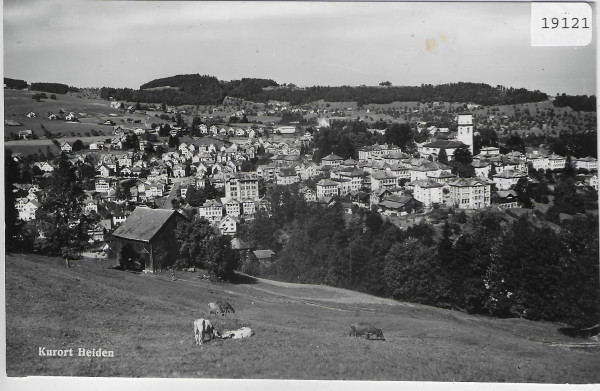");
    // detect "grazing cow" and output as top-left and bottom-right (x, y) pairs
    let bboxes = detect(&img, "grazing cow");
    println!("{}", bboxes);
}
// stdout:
(193, 318), (220, 345)
(220, 327), (253, 340)
(350, 323), (385, 340)
(208, 302), (225, 316)
(217, 301), (235, 313)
